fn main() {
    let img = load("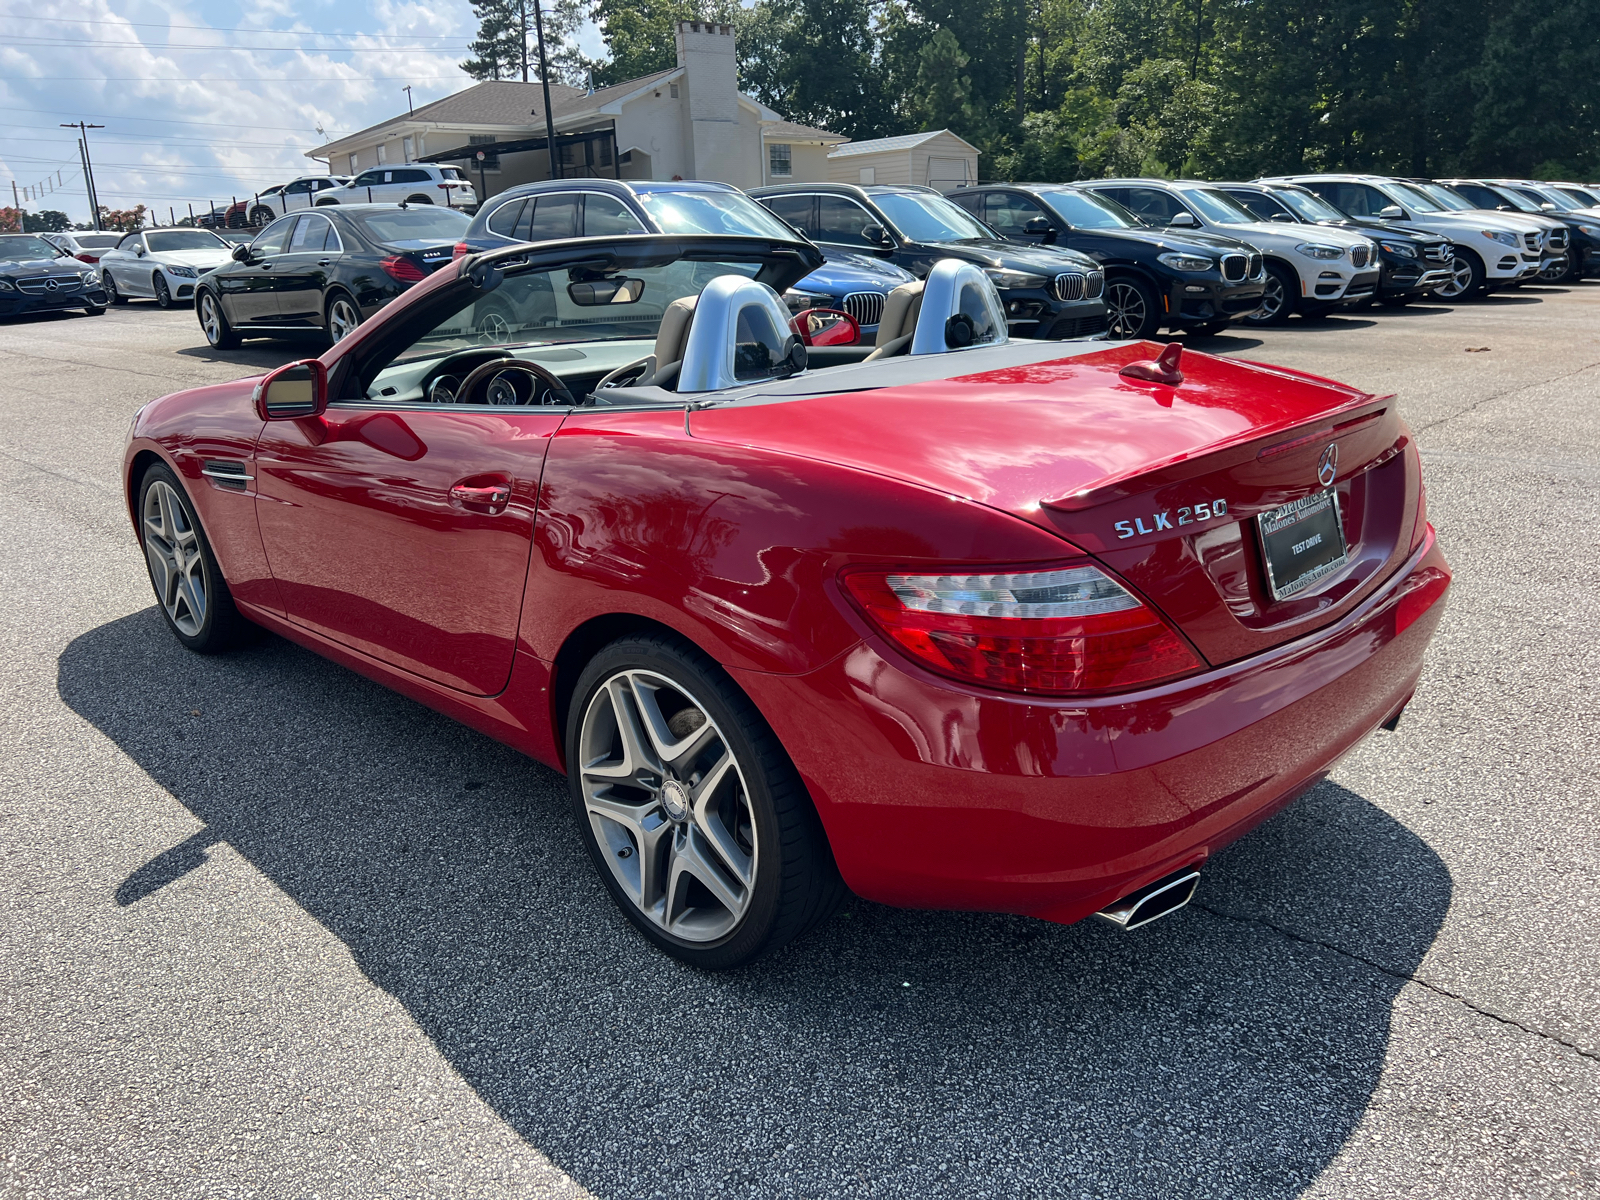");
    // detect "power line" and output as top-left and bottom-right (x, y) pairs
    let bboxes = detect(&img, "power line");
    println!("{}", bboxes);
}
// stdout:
(0, 14), (472, 39)
(0, 128), (324, 150)
(0, 106), (347, 134)
(13, 75), (463, 82)
(5, 35), (472, 52)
